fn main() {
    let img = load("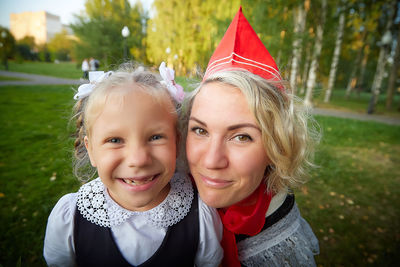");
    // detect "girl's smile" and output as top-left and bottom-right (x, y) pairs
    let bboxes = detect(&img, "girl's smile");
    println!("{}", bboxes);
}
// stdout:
(118, 174), (159, 191)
